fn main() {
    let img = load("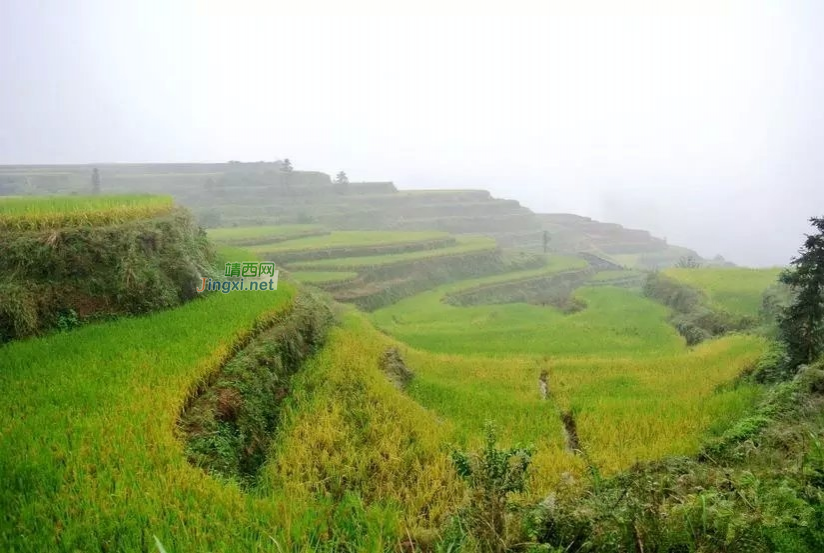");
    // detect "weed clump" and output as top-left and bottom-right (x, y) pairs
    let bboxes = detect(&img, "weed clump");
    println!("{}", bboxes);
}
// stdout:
(447, 423), (534, 552)
(380, 347), (414, 389)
